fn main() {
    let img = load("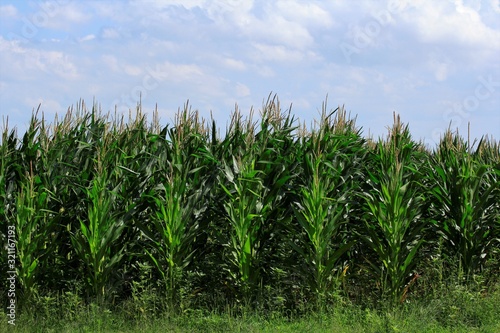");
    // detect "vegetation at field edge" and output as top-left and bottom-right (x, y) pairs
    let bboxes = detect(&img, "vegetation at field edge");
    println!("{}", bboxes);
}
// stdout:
(1, 95), (499, 331)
